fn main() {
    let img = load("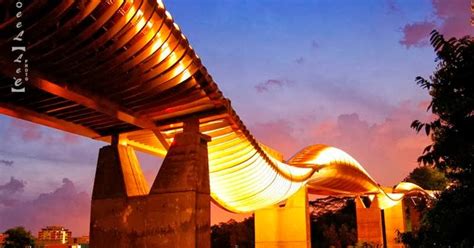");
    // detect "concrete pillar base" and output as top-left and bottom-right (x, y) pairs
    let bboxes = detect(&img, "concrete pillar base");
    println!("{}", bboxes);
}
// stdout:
(355, 196), (384, 246)
(255, 186), (311, 248)
(383, 200), (405, 248)
(356, 196), (406, 248)
(90, 120), (211, 248)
